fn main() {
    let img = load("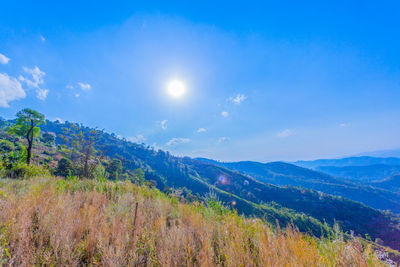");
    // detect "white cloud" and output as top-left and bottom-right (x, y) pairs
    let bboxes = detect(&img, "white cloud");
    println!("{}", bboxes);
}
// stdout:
(197, 127), (206, 133)
(218, 137), (230, 143)
(161, 119), (168, 130)
(277, 129), (293, 138)
(0, 54), (10, 64)
(166, 137), (190, 146)
(19, 66), (45, 88)
(221, 111), (229, 118)
(127, 134), (146, 143)
(74, 93), (80, 98)
(36, 88), (48, 100)
(228, 94), (247, 105)
(0, 73), (26, 107)
(54, 117), (63, 123)
(66, 84), (74, 89)
(77, 82), (91, 91)
(19, 66), (49, 101)
(40, 35), (46, 42)
(339, 123), (350, 127)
